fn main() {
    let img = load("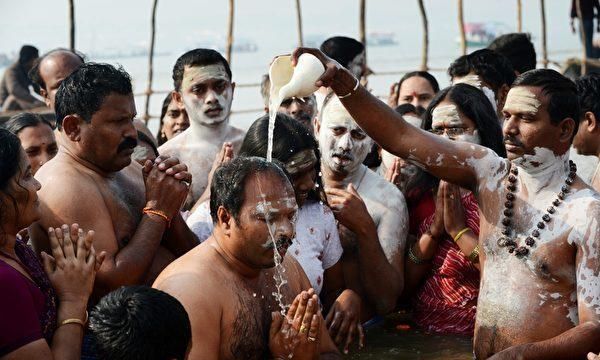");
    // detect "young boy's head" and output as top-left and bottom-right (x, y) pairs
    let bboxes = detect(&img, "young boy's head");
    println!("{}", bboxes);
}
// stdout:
(90, 286), (191, 360)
